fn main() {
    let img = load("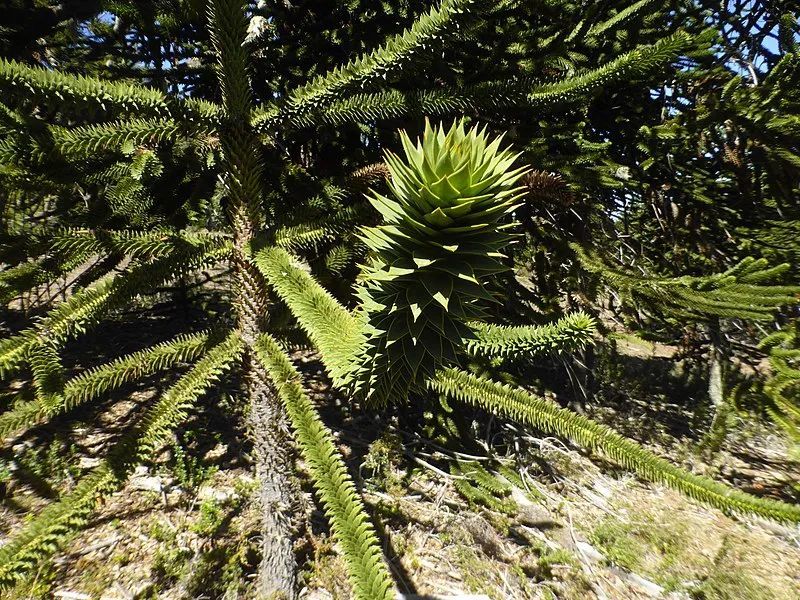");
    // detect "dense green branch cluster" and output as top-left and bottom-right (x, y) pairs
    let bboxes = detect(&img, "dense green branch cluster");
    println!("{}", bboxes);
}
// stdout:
(254, 0), (475, 130)
(0, 333), (243, 588)
(576, 248), (799, 321)
(257, 234), (800, 523)
(760, 325), (800, 443)
(466, 312), (597, 358)
(353, 120), (527, 405)
(430, 368), (800, 522)
(0, 331), (218, 440)
(253, 245), (364, 387)
(1, 0), (798, 595)
(51, 228), (228, 260)
(0, 241), (230, 380)
(528, 32), (694, 106)
(0, 57), (220, 122)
